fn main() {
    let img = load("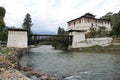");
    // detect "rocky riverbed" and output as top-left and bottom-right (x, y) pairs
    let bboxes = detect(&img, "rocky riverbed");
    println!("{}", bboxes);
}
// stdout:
(0, 47), (31, 80)
(0, 47), (60, 80)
